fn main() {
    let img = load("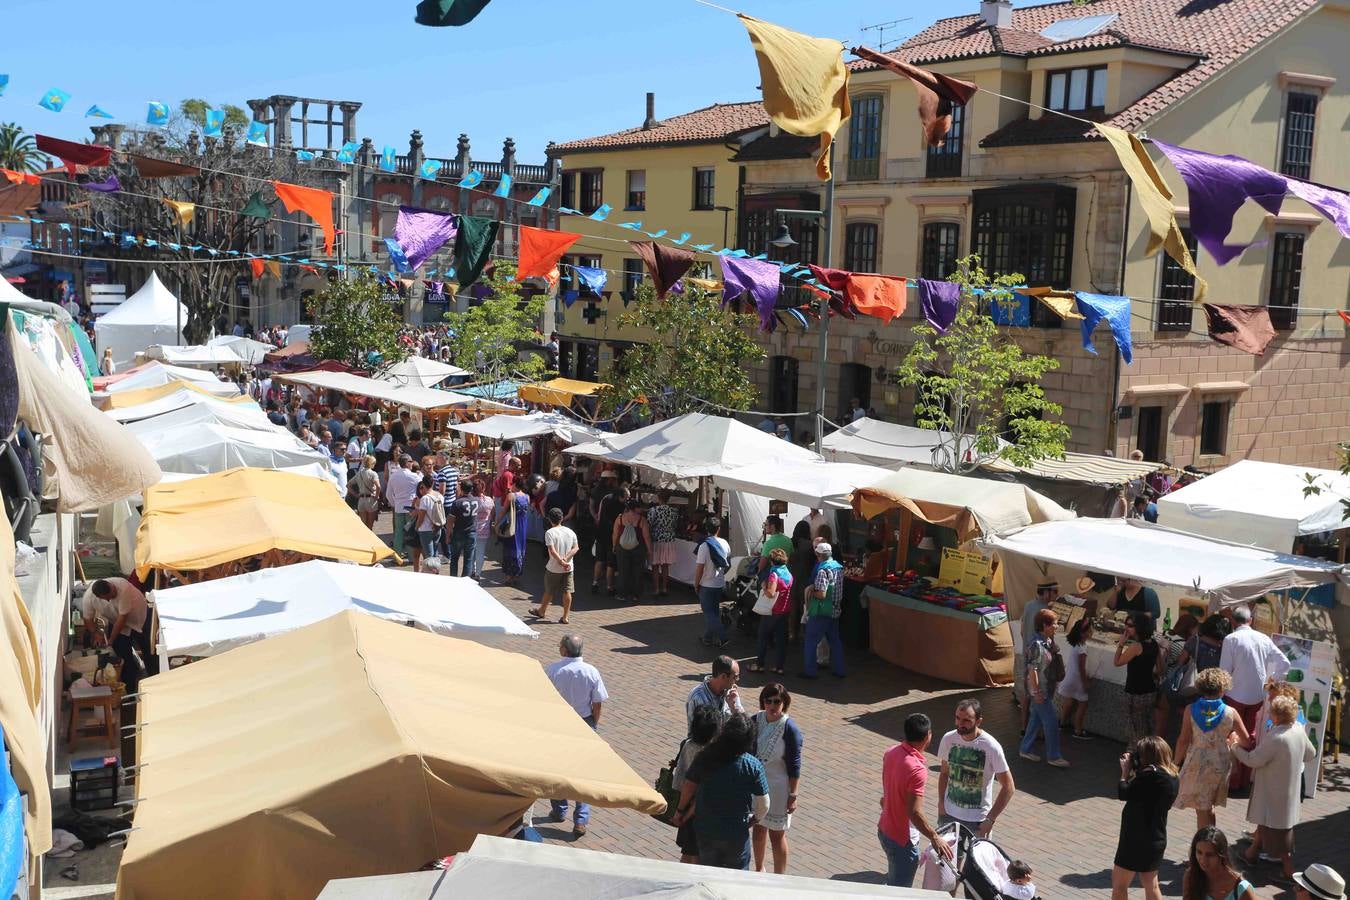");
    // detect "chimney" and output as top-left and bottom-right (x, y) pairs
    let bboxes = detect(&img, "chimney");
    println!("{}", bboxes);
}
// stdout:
(980, 0), (1013, 28)
(642, 92), (657, 130)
